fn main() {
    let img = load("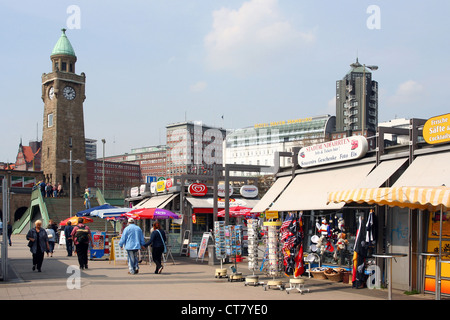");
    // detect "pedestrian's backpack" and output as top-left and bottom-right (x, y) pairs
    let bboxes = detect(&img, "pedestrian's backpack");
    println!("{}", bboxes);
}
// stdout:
(75, 226), (89, 244)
